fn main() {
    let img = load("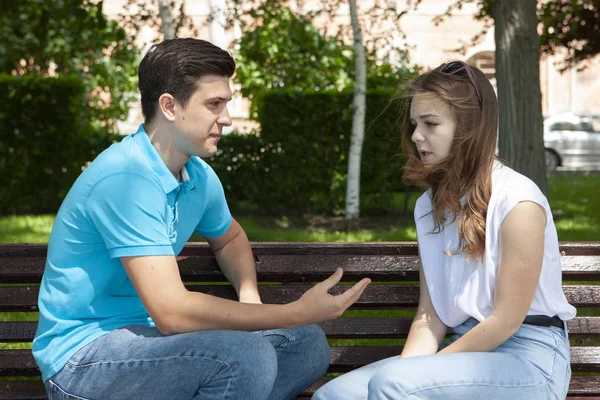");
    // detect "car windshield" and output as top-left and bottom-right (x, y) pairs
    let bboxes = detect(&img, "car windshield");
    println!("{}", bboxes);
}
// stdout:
(549, 116), (600, 132)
